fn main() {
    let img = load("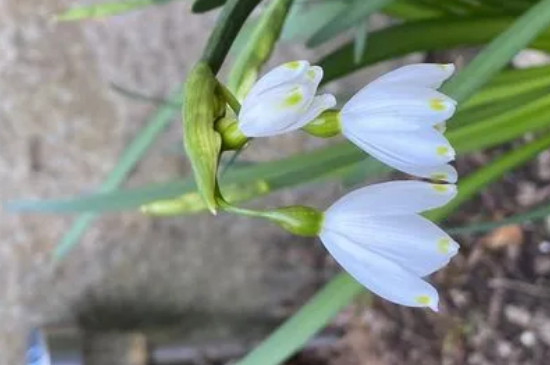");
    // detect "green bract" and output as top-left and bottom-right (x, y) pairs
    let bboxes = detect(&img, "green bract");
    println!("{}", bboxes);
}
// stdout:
(183, 62), (224, 214)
